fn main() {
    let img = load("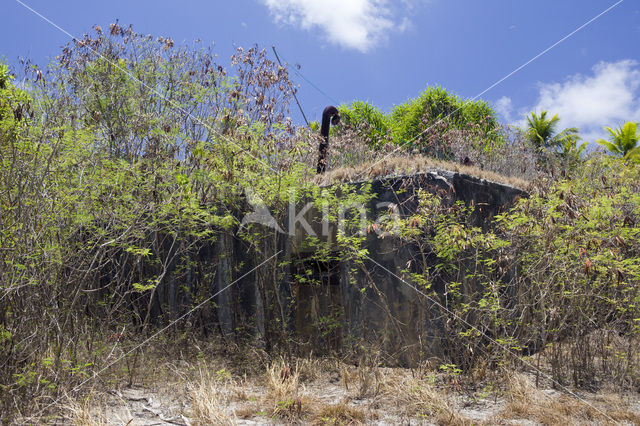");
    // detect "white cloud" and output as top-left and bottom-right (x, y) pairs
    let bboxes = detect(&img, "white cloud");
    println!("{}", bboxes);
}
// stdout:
(494, 96), (514, 123)
(261, 0), (418, 52)
(530, 60), (640, 141)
